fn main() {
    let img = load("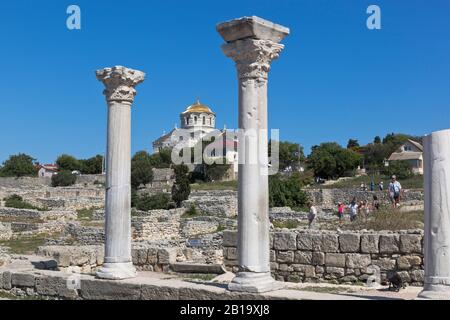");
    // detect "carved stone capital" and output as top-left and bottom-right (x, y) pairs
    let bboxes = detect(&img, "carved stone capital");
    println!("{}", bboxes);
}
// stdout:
(96, 66), (145, 103)
(222, 39), (284, 81)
